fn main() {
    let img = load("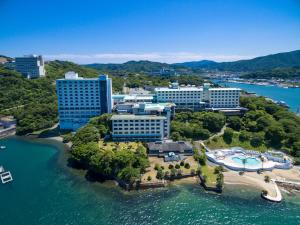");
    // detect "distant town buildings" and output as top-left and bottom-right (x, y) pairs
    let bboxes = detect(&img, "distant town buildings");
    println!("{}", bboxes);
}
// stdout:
(150, 67), (178, 76)
(111, 114), (169, 142)
(56, 71), (112, 130)
(15, 55), (45, 79)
